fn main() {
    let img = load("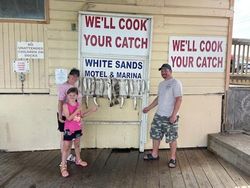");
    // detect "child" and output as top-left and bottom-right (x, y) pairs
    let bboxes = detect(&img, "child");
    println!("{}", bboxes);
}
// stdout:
(60, 87), (97, 177)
